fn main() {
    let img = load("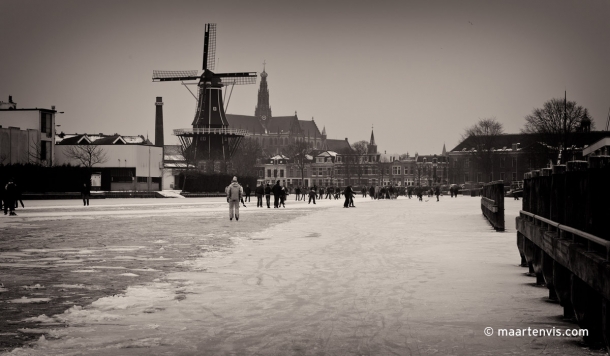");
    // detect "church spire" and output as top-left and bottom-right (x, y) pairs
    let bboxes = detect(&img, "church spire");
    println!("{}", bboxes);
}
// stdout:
(442, 143), (447, 156)
(255, 61), (271, 130)
(368, 125), (377, 154)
